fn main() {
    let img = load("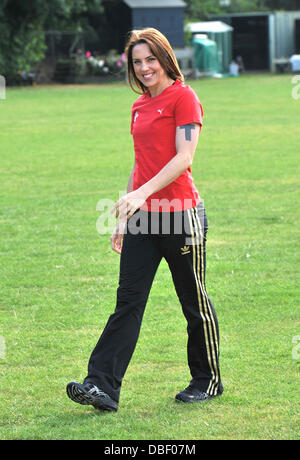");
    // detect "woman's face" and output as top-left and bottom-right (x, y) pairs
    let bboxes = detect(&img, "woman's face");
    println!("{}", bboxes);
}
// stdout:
(132, 43), (168, 93)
